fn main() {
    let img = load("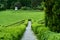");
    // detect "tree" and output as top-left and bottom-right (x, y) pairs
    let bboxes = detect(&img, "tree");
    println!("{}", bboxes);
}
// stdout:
(31, 0), (42, 9)
(0, 0), (7, 10)
(0, 0), (43, 10)
(44, 0), (60, 32)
